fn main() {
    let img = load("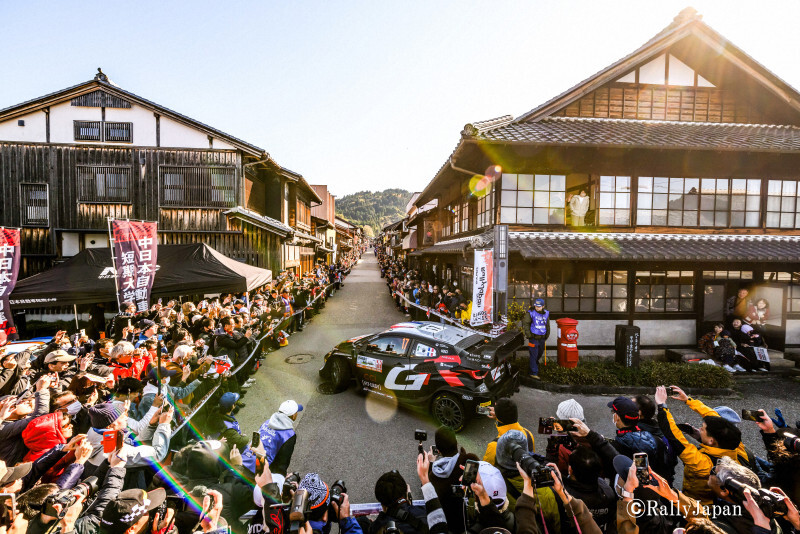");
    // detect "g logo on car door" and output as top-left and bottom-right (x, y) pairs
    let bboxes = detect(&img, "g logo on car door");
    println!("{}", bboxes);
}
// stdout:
(385, 364), (428, 391)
